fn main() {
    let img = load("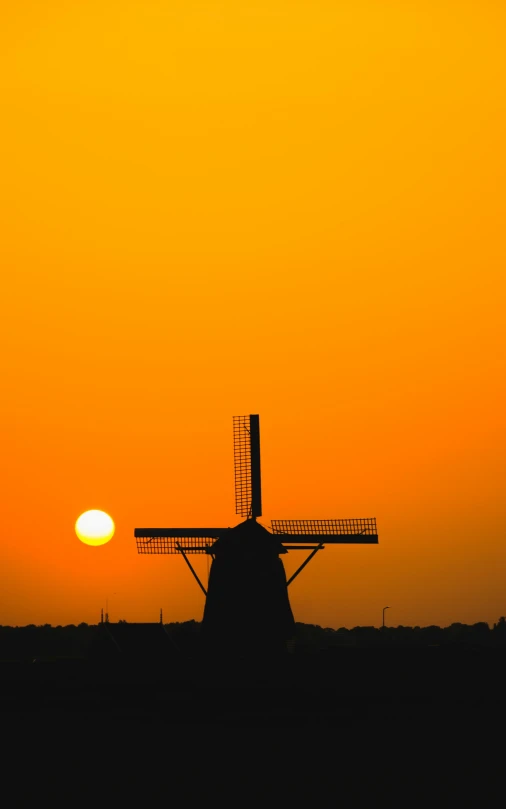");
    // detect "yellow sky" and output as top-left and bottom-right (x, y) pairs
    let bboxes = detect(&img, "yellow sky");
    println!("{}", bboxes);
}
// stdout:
(1, 1), (505, 628)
